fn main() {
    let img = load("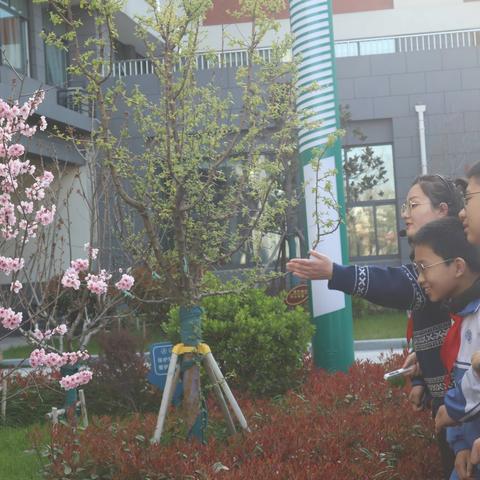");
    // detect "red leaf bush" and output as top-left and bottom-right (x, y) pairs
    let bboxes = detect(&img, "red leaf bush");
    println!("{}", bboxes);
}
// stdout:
(37, 356), (443, 480)
(2, 370), (64, 427)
